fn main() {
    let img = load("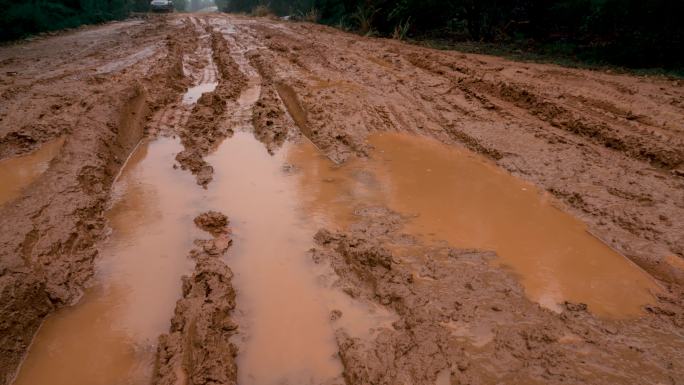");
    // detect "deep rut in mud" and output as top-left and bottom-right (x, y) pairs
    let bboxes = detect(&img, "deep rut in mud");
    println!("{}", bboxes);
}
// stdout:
(1, 12), (683, 385)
